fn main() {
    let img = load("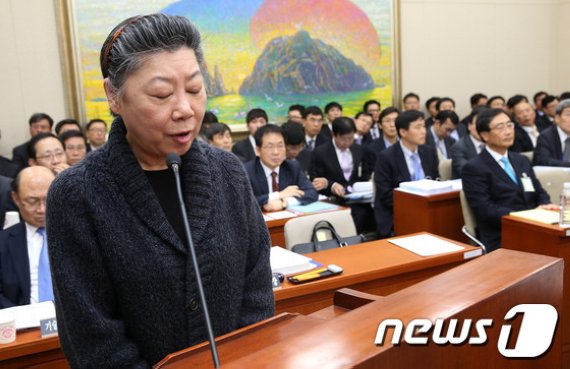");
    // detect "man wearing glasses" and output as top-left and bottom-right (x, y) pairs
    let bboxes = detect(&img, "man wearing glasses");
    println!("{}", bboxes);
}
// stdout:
(0, 166), (55, 308)
(28, 132), (70, 176)
(462, 109), (557, 252)
(245, 124), (318, 212)
(425, 110), (459, 160)
(533, 99), (570, 167)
